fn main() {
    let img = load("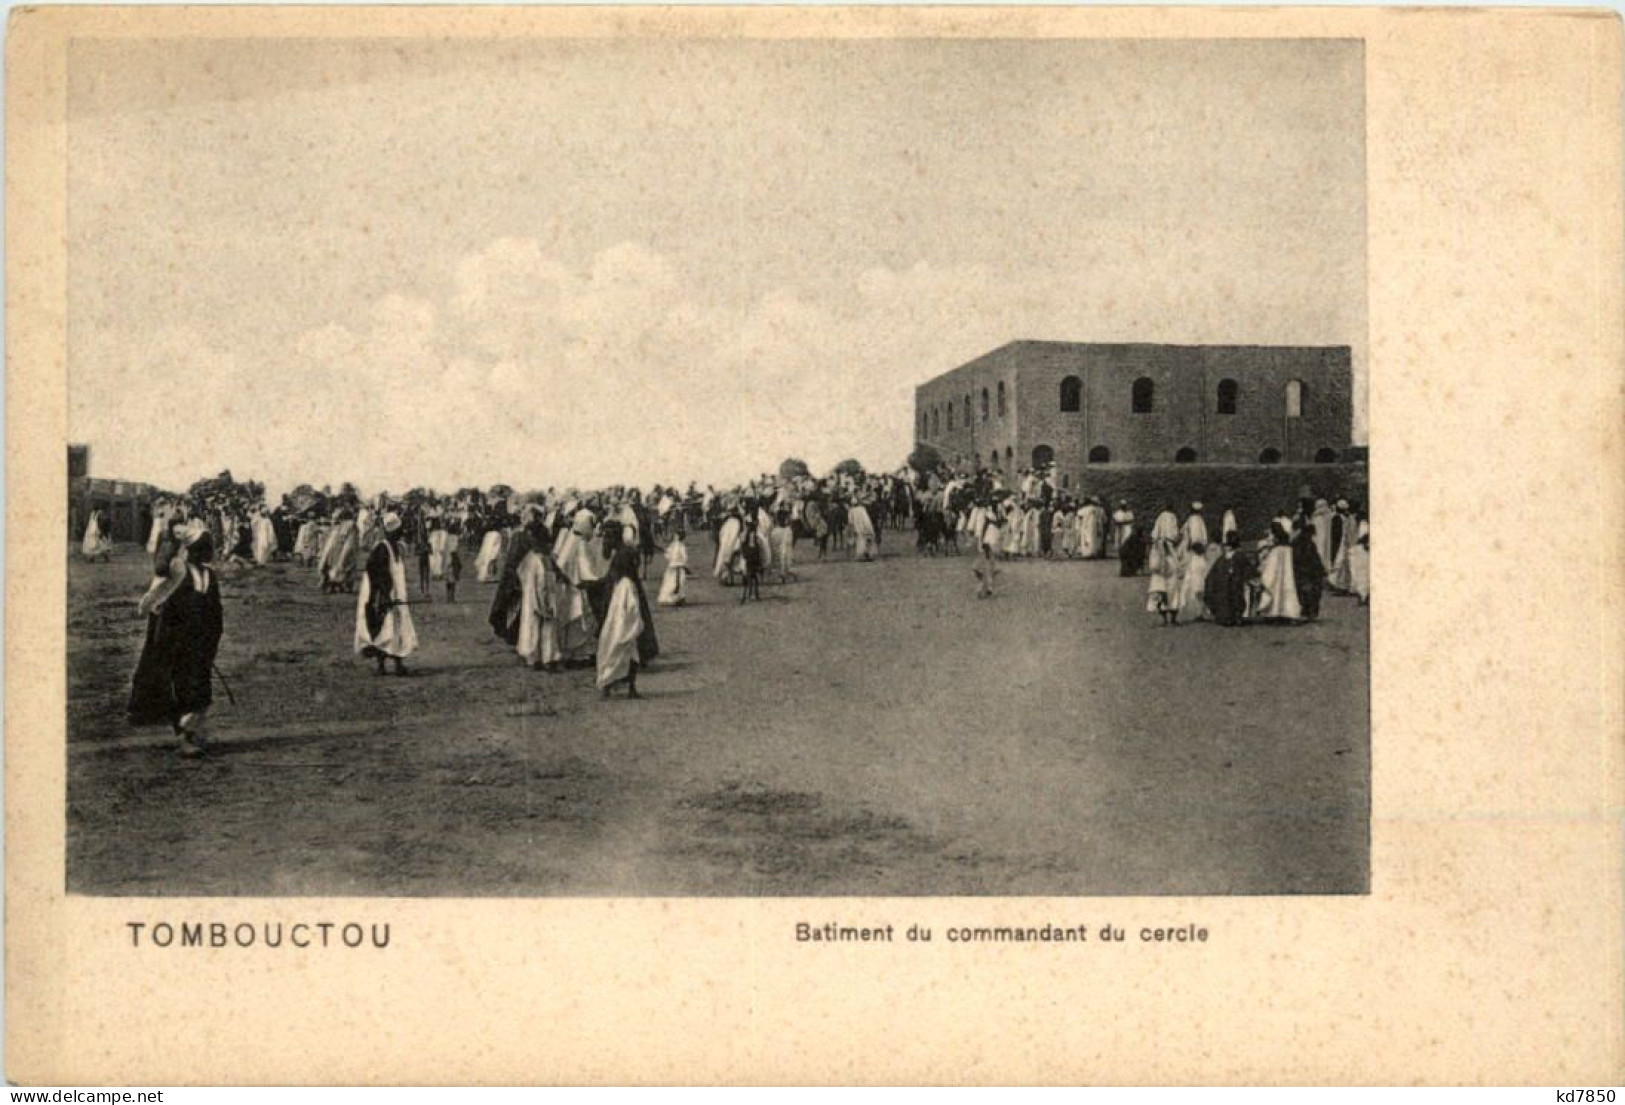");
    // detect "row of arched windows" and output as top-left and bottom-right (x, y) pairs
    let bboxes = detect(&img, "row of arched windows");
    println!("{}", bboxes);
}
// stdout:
(951, 444), (1344, 468)
(1054, 375), (1308, 416)
(922, 376), (1314, 443)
